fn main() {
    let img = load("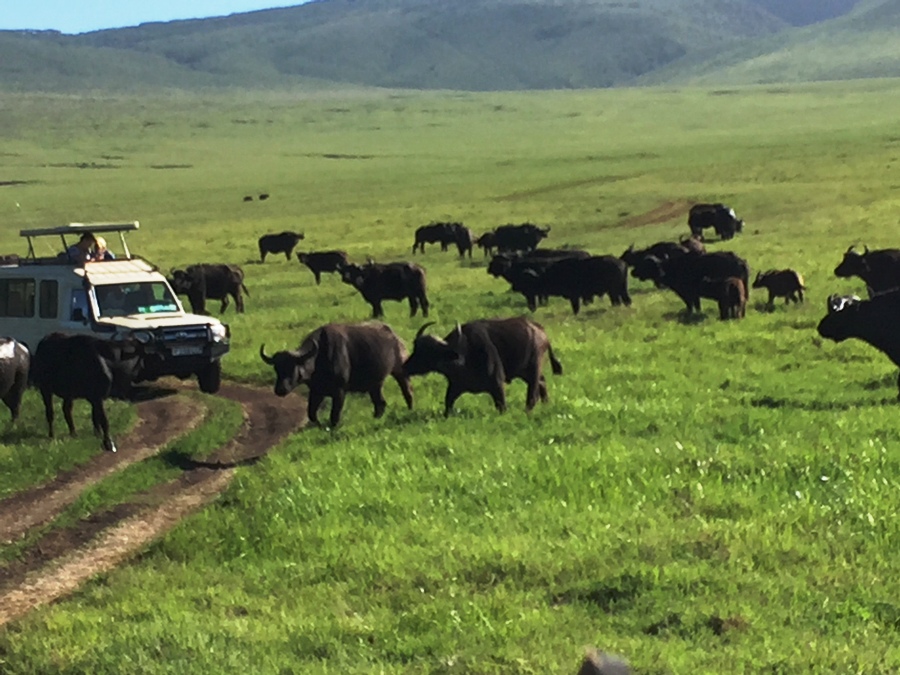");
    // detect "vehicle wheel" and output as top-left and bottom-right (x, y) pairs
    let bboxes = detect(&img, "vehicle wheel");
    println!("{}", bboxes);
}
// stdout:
(197, 360), (222, 394)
